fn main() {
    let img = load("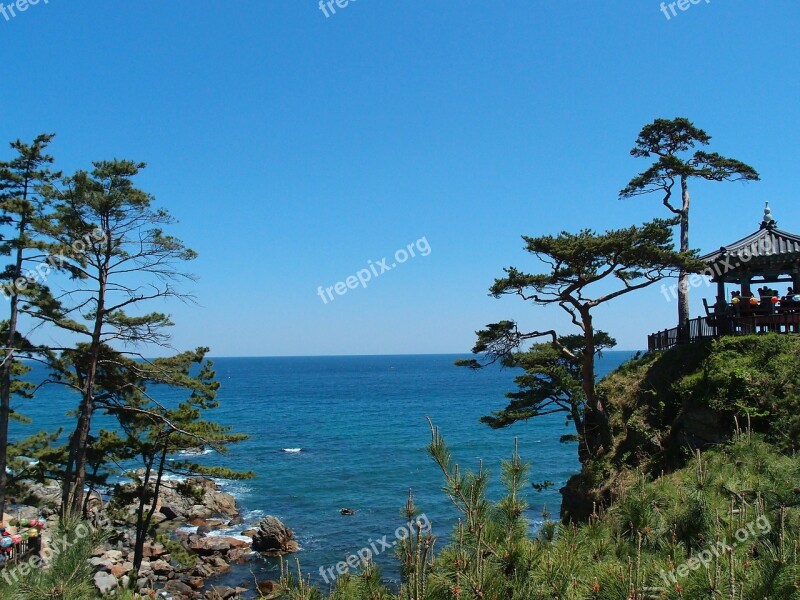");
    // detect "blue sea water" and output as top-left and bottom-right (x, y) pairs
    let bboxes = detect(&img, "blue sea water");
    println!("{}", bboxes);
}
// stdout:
(9, 352), (635, 593)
